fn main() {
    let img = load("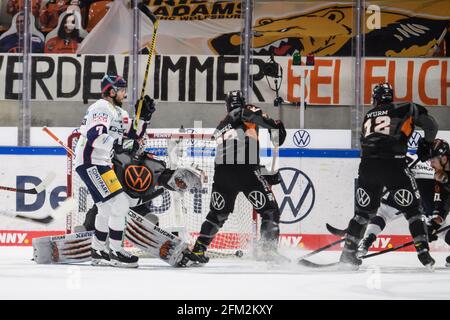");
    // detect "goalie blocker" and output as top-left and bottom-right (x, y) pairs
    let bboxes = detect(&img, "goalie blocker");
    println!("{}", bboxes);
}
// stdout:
(33, 210), (194, 267)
